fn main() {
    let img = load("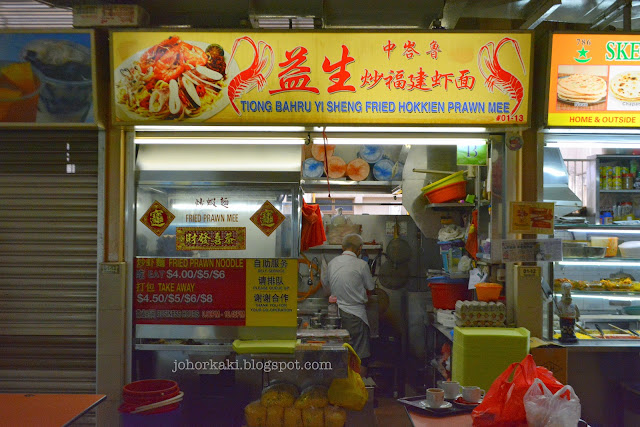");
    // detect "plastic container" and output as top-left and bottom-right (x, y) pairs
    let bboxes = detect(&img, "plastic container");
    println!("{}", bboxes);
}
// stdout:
(619, 241), (640, 258)
(475, 282), (502, 302)
(120, 379), (183, 427)
(429, 280), (472, 310)
(452, 327), (530, 391)
(562, 241), (587, 258)
(424, 180), (466, 204)
(421, 170), (466, 194)
(590, 236), (618, 257)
